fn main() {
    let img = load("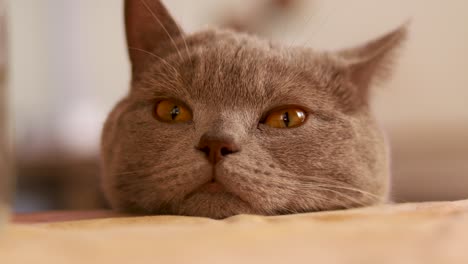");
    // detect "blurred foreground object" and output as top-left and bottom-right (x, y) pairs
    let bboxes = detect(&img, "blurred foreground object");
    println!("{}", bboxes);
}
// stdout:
(15, 153), (106, 212)
(0, 0), (10, 225)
